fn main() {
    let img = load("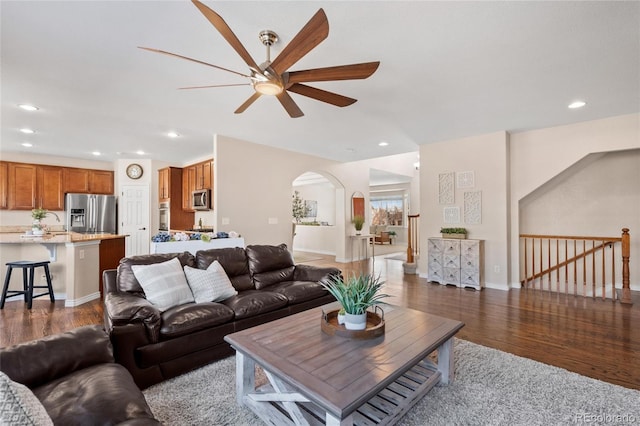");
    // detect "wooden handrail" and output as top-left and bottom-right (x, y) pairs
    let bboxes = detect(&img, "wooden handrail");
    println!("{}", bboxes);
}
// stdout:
(519, 228), (631, 304)
(406, 214), (420, 263)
